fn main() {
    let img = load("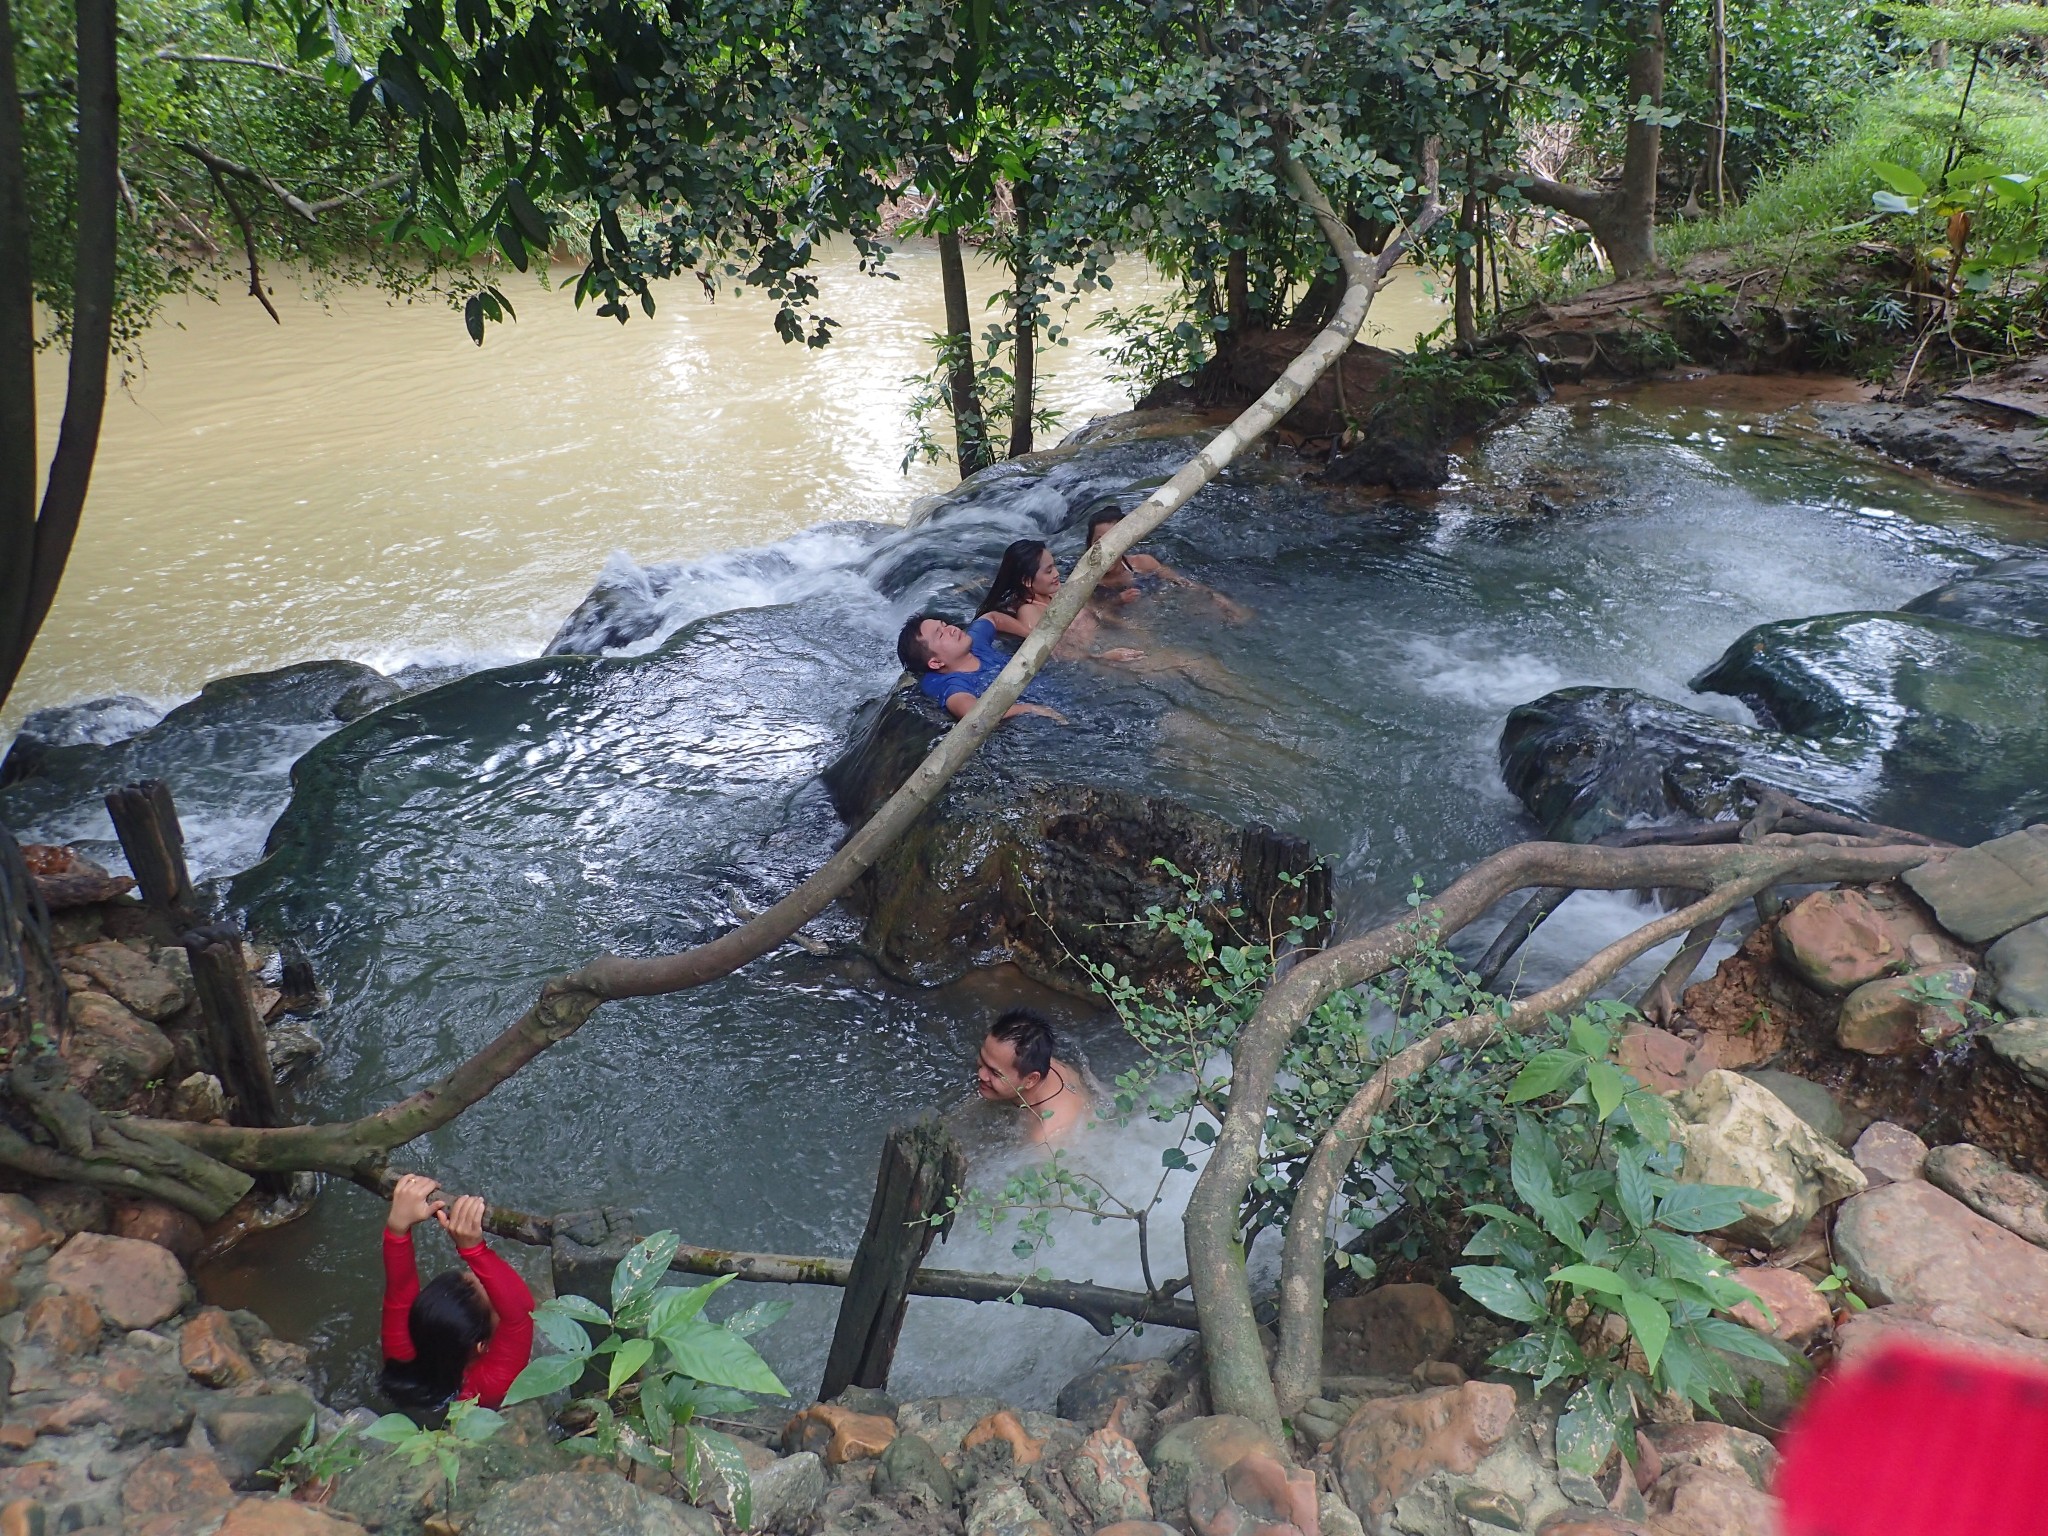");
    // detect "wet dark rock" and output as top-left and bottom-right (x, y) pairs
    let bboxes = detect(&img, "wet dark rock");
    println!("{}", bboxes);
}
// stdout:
(1901, 556), (2048, 640)
(1814, 389), (2048, 501)
(196, 1390), (317, 1484)
(1323, 437), (1451, 492)
(1496, 687), (1848, 843)
(545, 556), (682, 654)
(1, 696), (161, 788)
(821, 688), (1326, 989)
(1502, 610), (2048, 846)
(0, 659), (400, 877)
(329, 1403), (569, 1535)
